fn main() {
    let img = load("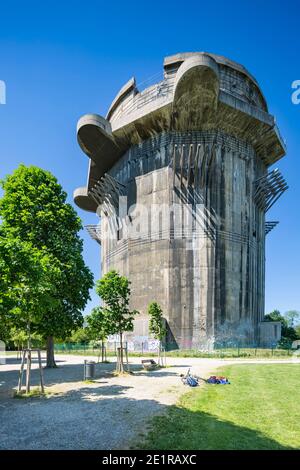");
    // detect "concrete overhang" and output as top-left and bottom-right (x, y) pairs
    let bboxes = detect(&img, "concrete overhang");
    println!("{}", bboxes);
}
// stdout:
(77, 113), (126, 175)
(163, 51), (268, 111)
(106, 77), (137, 121)
(74, 52), (286, 212)
(73, 186), (98, 213)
